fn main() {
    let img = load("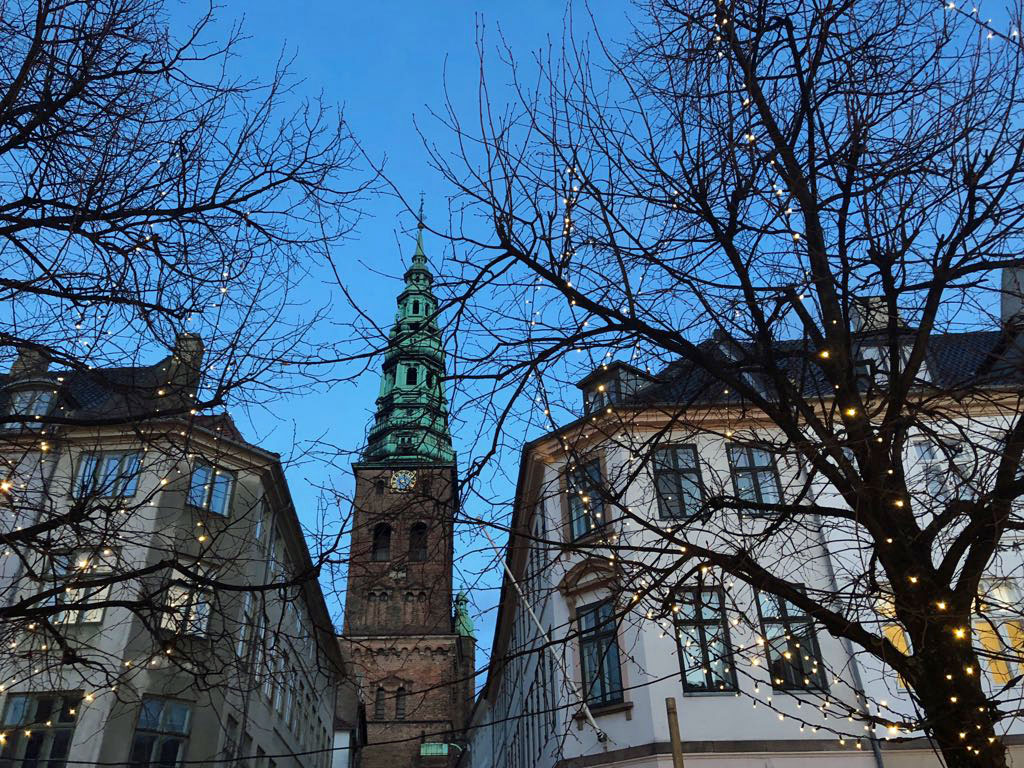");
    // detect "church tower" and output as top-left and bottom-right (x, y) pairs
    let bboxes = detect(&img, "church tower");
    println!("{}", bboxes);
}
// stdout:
(341, 212), (475, 768)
